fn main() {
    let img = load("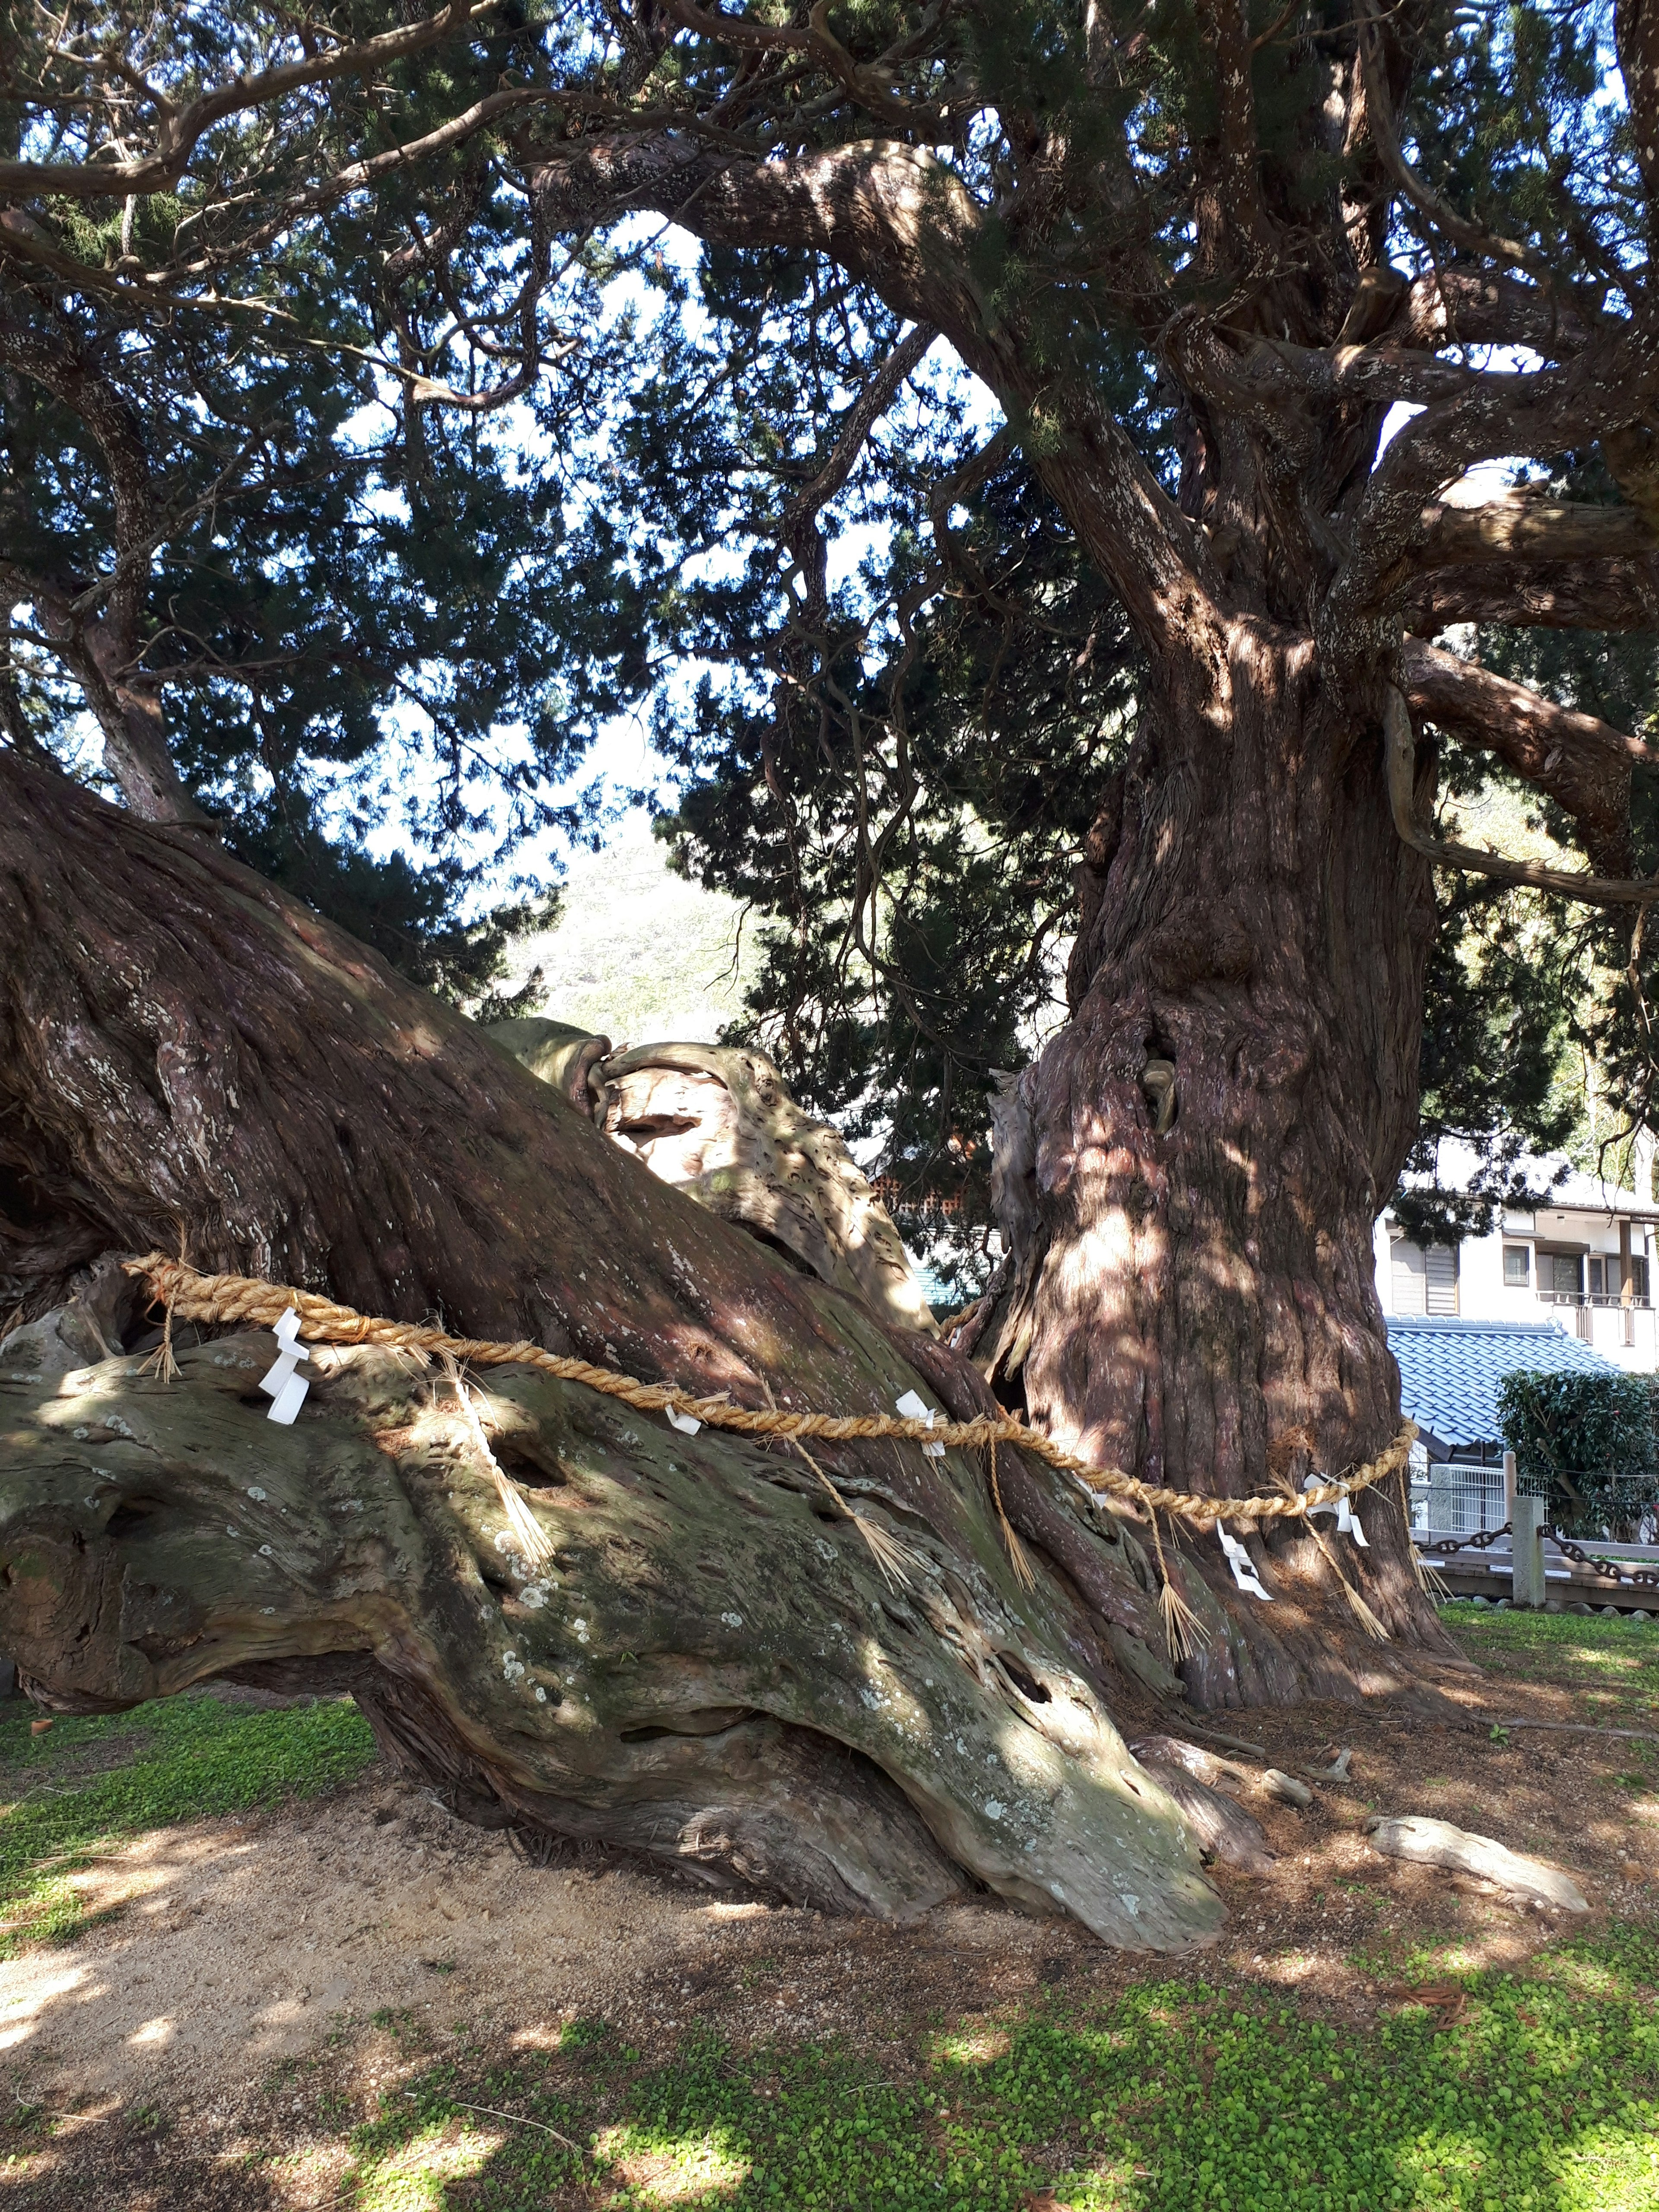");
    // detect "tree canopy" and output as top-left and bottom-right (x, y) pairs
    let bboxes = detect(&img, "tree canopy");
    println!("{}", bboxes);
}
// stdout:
(6, 0), (1659, 1267)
